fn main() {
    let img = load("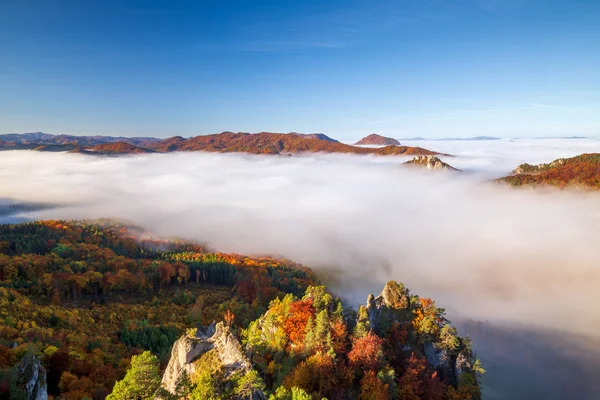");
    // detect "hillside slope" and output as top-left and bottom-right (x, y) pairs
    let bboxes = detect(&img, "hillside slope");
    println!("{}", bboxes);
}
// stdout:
(498, 153), (600, 189)
(0, 220), (315, 399)
(88, 141), (156, 154)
